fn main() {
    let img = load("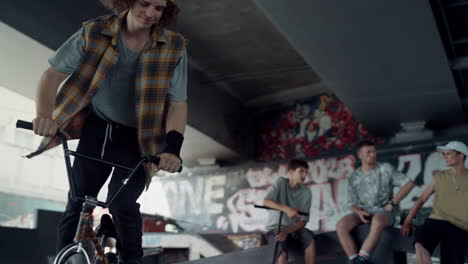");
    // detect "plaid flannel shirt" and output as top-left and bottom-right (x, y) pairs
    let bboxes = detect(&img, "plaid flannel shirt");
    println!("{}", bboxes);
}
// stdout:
(28, 11), (186, 158)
